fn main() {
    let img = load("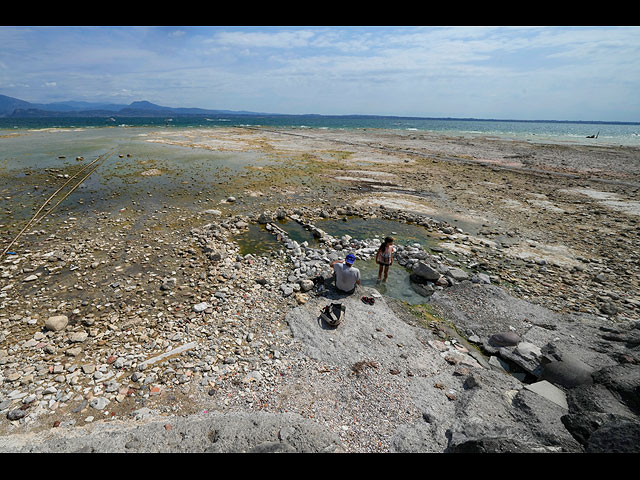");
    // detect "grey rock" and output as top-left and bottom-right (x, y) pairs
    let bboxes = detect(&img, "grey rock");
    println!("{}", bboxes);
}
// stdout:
(7, 409), (26, 421)
(192, 302), (210, 313)
(0, 412), (343, 453)
(567, 383), (637, 417)
(489, 331), (521, 347)
(69, 331), (88, 343)
(561, 411), (618, 446)
(286, 287), (441, 375)
(510, 386), (582, 451)
(447, 268), (469, 281)
(592, 364), (640, 413)
(493, 341), (543, 377)
(585, 418), (640, 453)
(446, 436), (540, 453)
(524, 380), (568, 410)
(299, 279), (314, 292)
(280, 285), (294, 297)
(410, 282), (435, 297)
(541, 360), (594, 389)
(599, 302), (618, 315)
(463, 373), (482, 389)
(538, 345), (595, 389)
(471, 273), (491, 284)
(413, 262), (440, 281)
(258, 212), (273, 224)
(514, 341), (542, 361)
(248, 441), (296, 453)
(89, 397), (110, 410)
